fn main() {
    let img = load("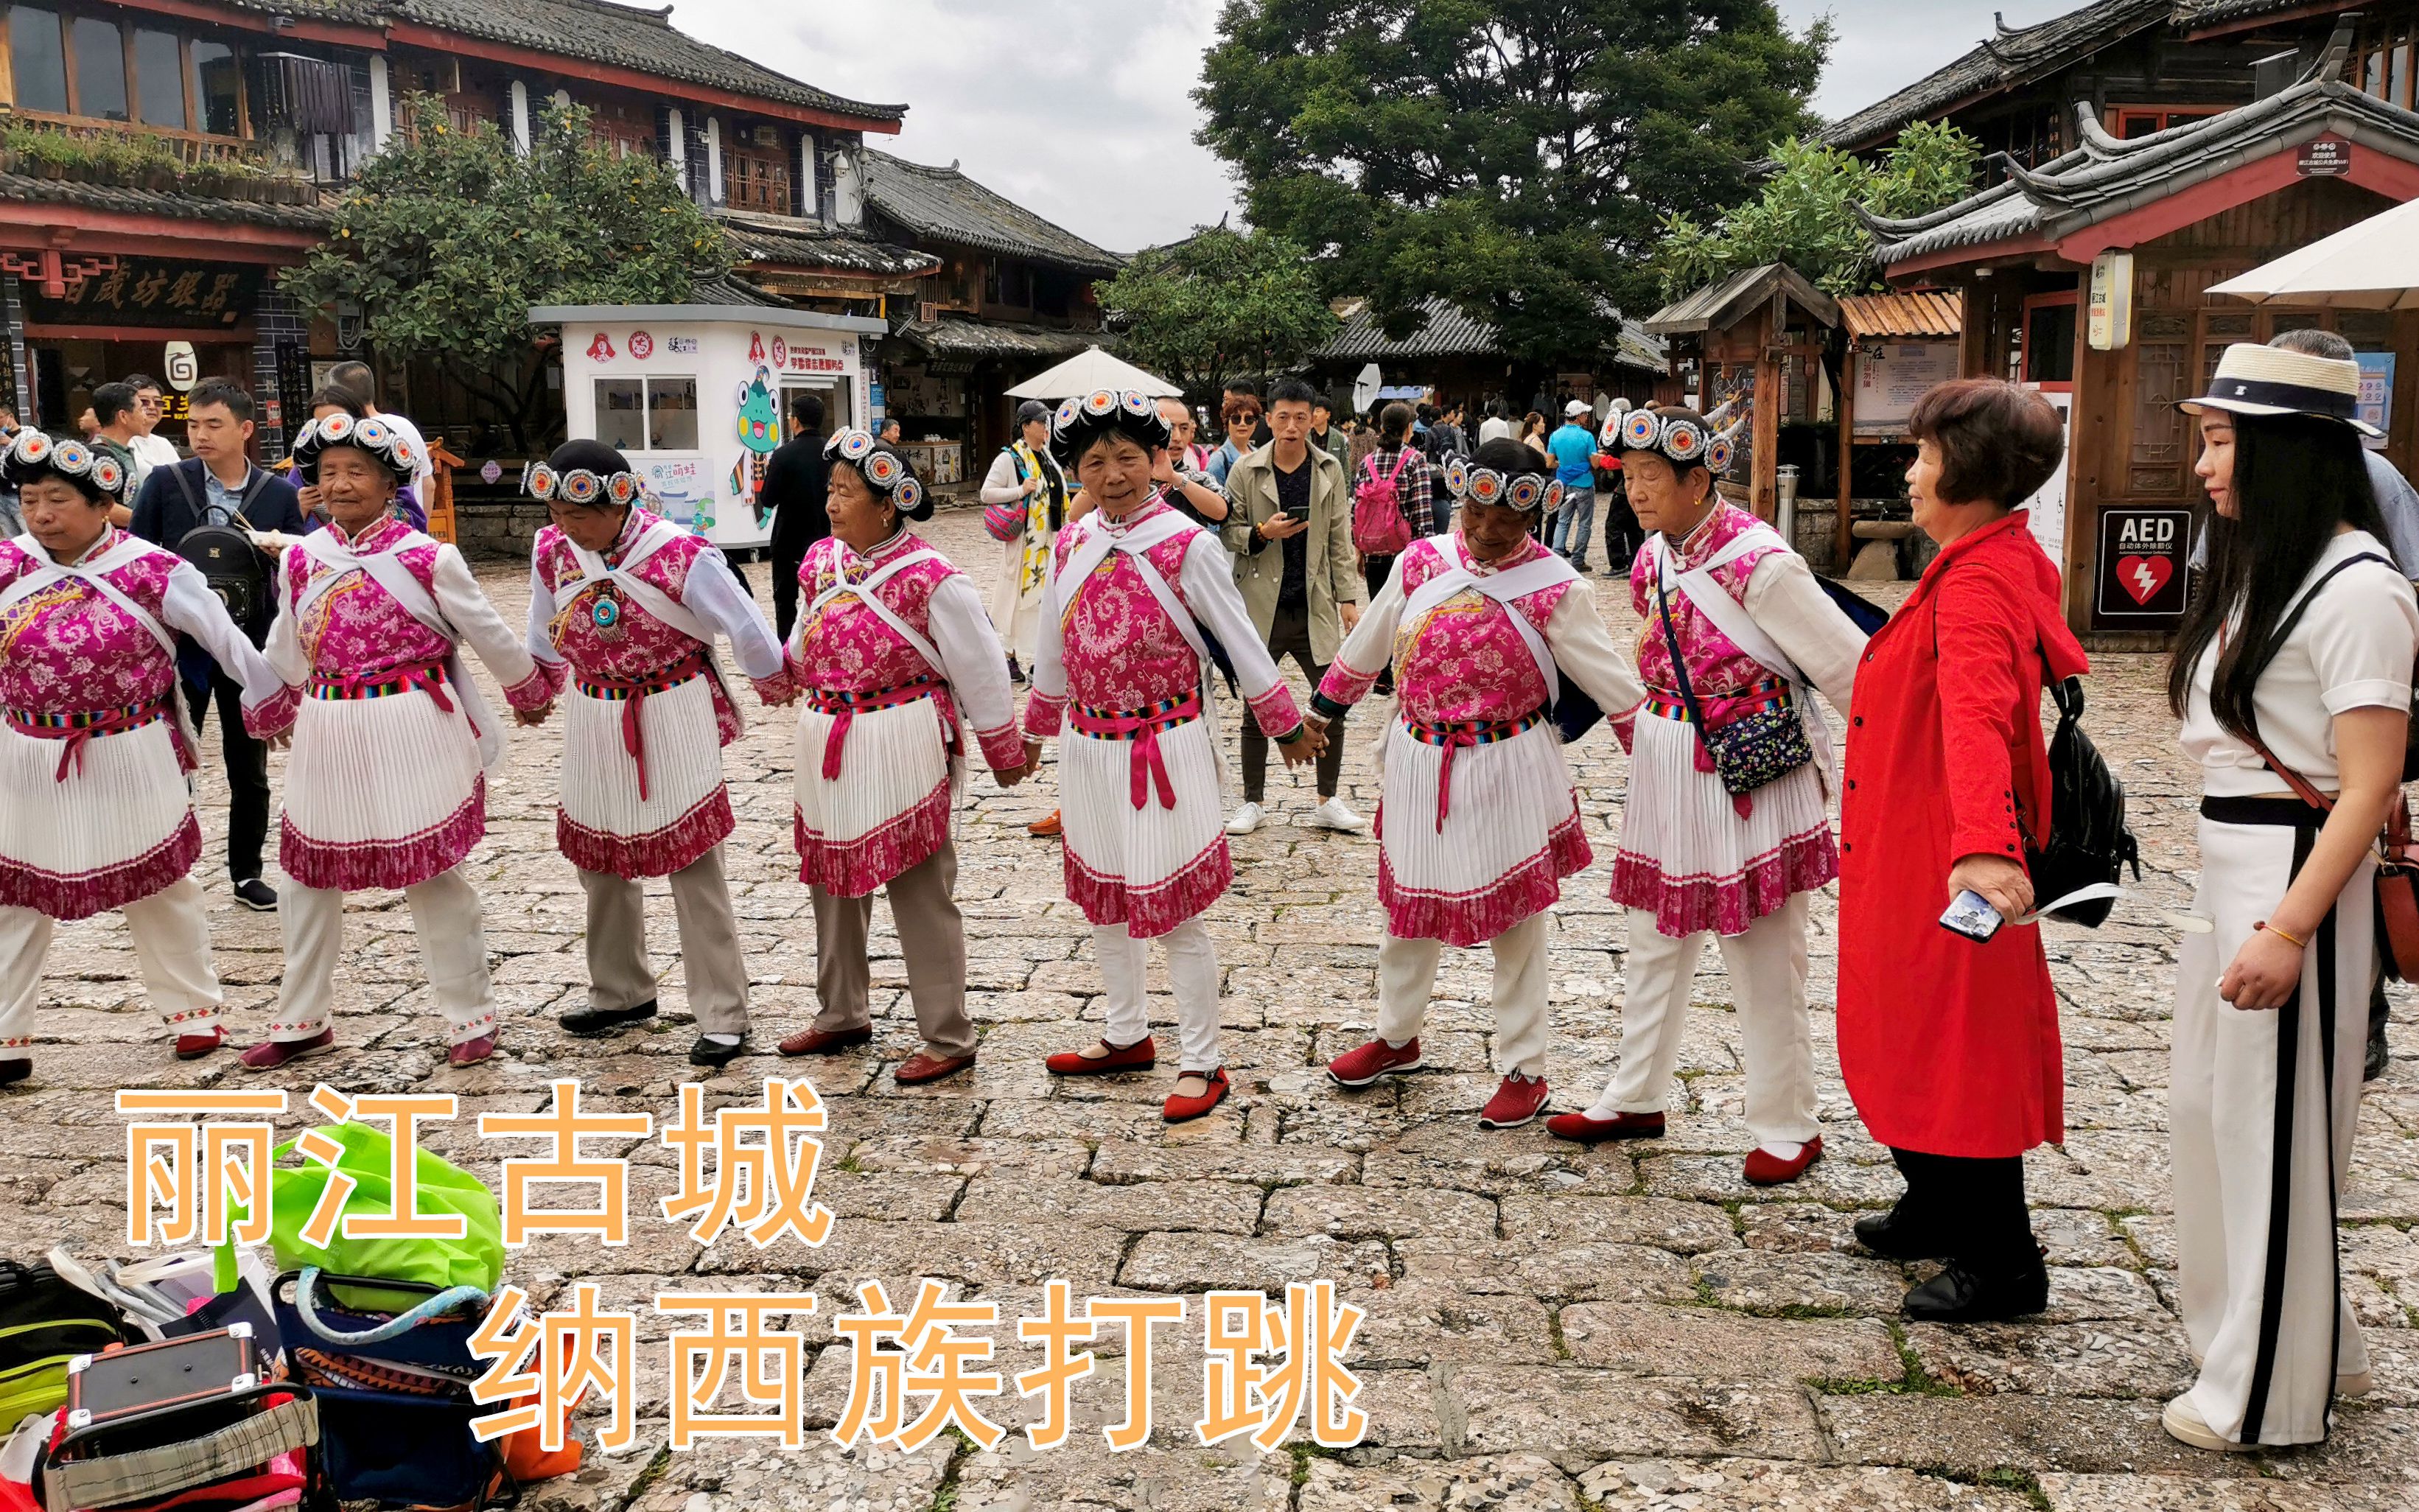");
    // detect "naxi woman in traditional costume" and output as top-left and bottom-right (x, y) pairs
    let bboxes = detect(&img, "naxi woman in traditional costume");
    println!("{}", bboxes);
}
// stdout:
(0, 430), (281, 1082)
(1545, 407), (1864, 1186)
(522, 439), (797, 1068)
(1021, 390), (1326, 1122)
(1312, 438), (1645, 1130)
(241, 413), (554, 1070)
(779, 430), (1027, 1087)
